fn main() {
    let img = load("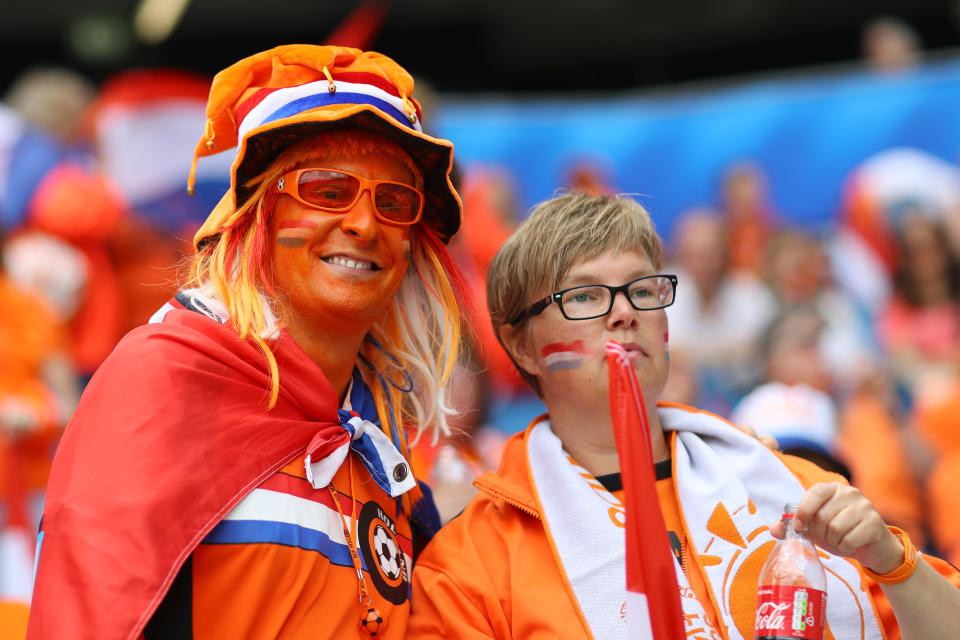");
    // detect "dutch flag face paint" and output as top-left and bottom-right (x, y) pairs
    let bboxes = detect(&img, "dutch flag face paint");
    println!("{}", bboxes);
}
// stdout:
(276, 218), (318, 248)
(542, 340), (587, 373)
